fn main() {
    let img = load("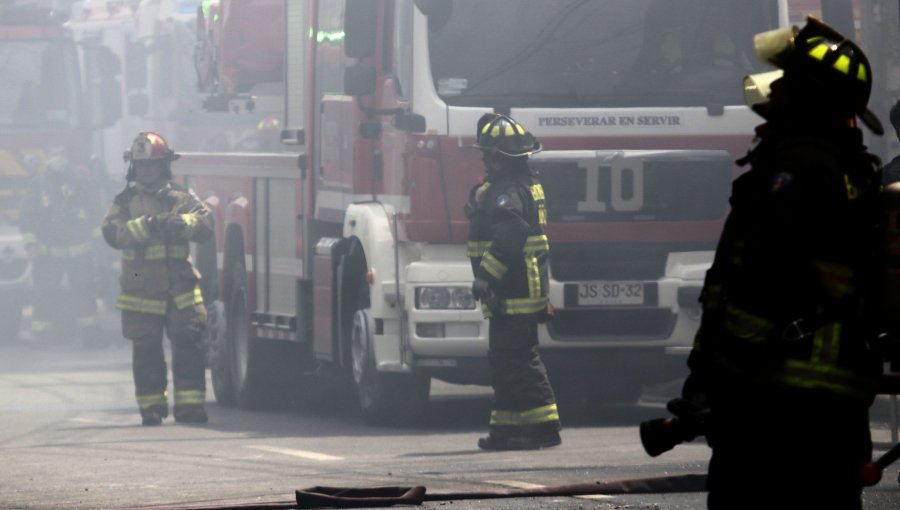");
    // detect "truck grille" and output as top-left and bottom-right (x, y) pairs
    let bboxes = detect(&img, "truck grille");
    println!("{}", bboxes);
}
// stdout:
(550, 241), (714, 281)
(547, 308), (677, 341)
